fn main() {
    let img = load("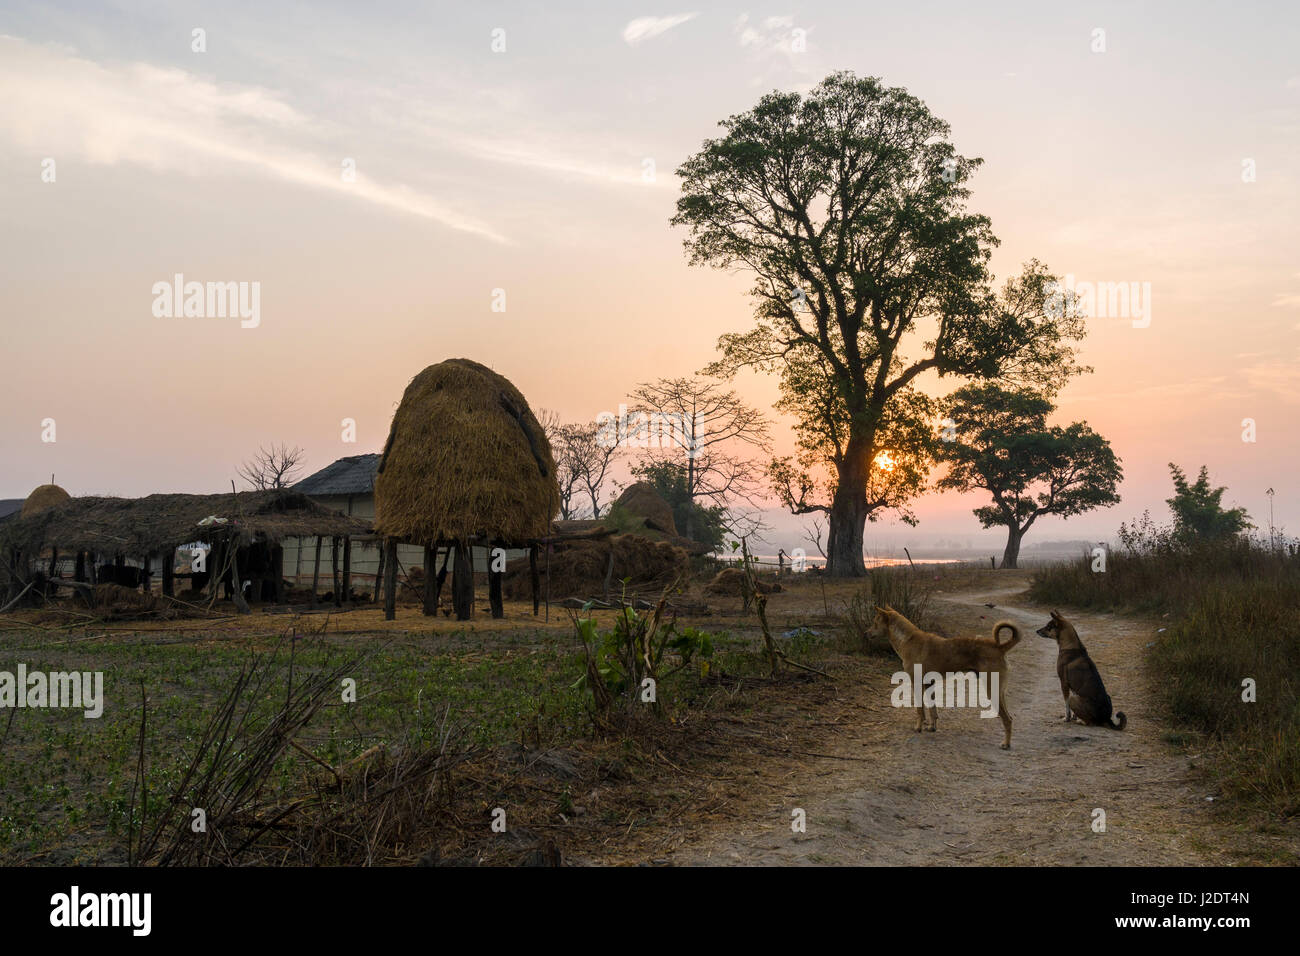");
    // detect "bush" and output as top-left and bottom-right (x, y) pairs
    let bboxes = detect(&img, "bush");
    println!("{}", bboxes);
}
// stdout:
(840, 567), (934, 655)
